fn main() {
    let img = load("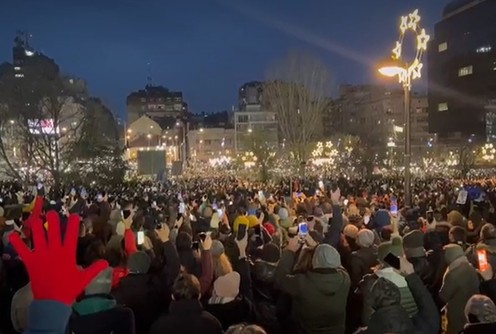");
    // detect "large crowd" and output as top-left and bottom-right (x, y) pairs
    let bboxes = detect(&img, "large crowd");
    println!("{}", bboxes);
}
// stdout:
(1, 176), (496, 334)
